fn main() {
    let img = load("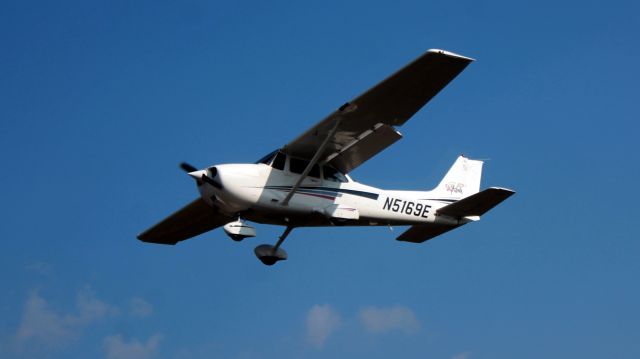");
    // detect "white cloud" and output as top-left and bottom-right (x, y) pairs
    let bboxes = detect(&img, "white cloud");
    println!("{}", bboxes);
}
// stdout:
(129, 297), (153, 318)
(14, 287), (115, 348)
(67, 287), (115, 325)
(15, 290), (74, 347)
(358, 305), (420, 334)
(452, 351), (471, 359)
(305, 304), (341, 349)
(103, 334), (162, 359)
